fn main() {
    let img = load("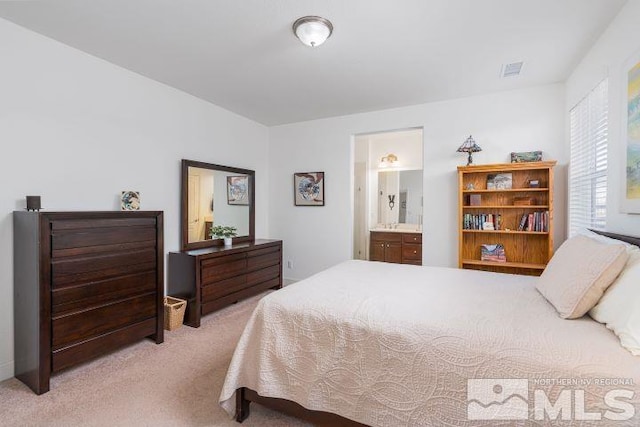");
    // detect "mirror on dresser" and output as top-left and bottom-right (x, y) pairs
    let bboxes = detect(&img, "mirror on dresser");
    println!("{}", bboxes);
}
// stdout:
(180, 159), (255, 250)
(172, 160), (282, 328)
